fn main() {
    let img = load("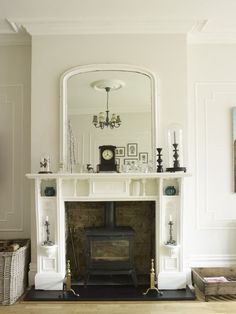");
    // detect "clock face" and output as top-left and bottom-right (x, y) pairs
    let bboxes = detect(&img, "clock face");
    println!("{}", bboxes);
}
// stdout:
(102, 149), (114, 160)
